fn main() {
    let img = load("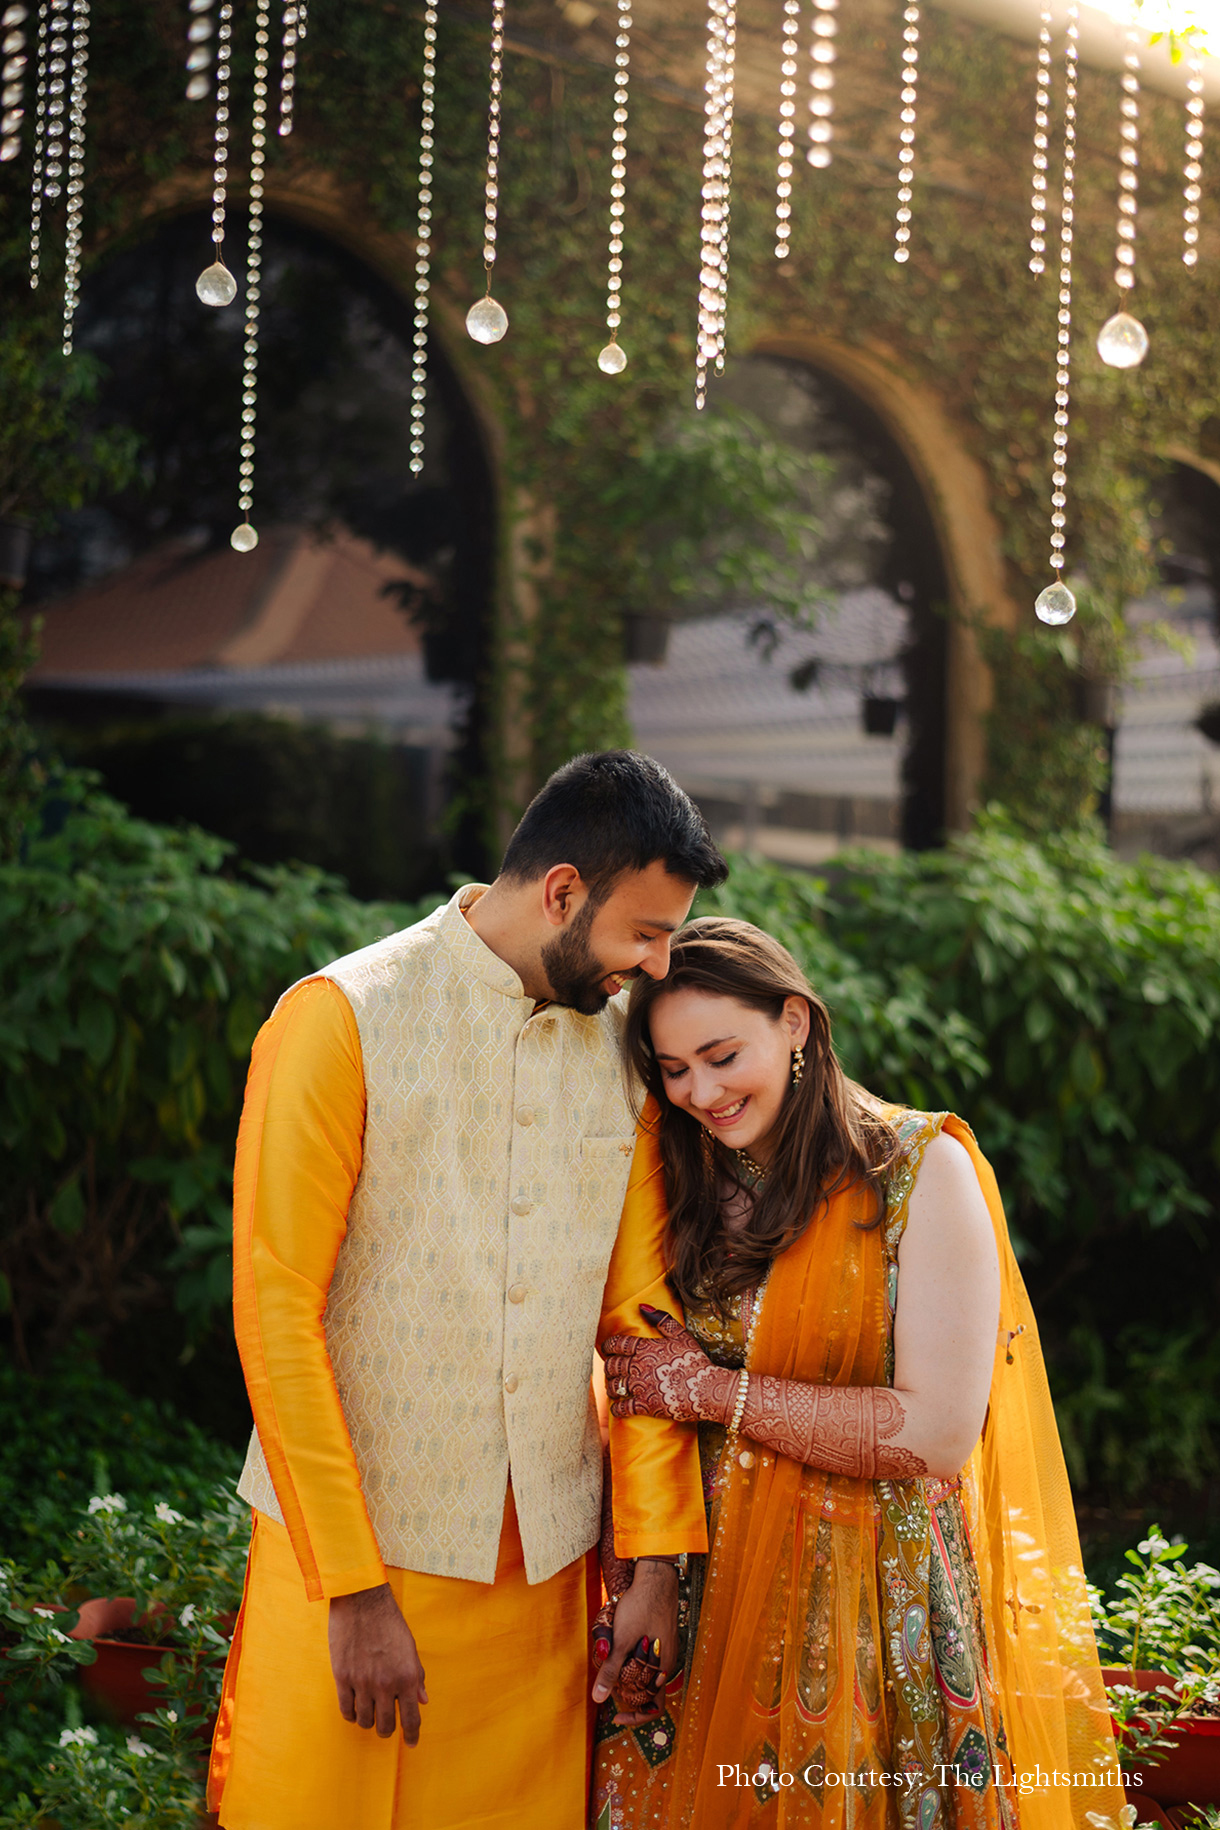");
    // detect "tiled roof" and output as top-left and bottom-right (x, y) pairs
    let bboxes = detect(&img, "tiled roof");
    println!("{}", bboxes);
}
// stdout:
(29, 526), (427, 677)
